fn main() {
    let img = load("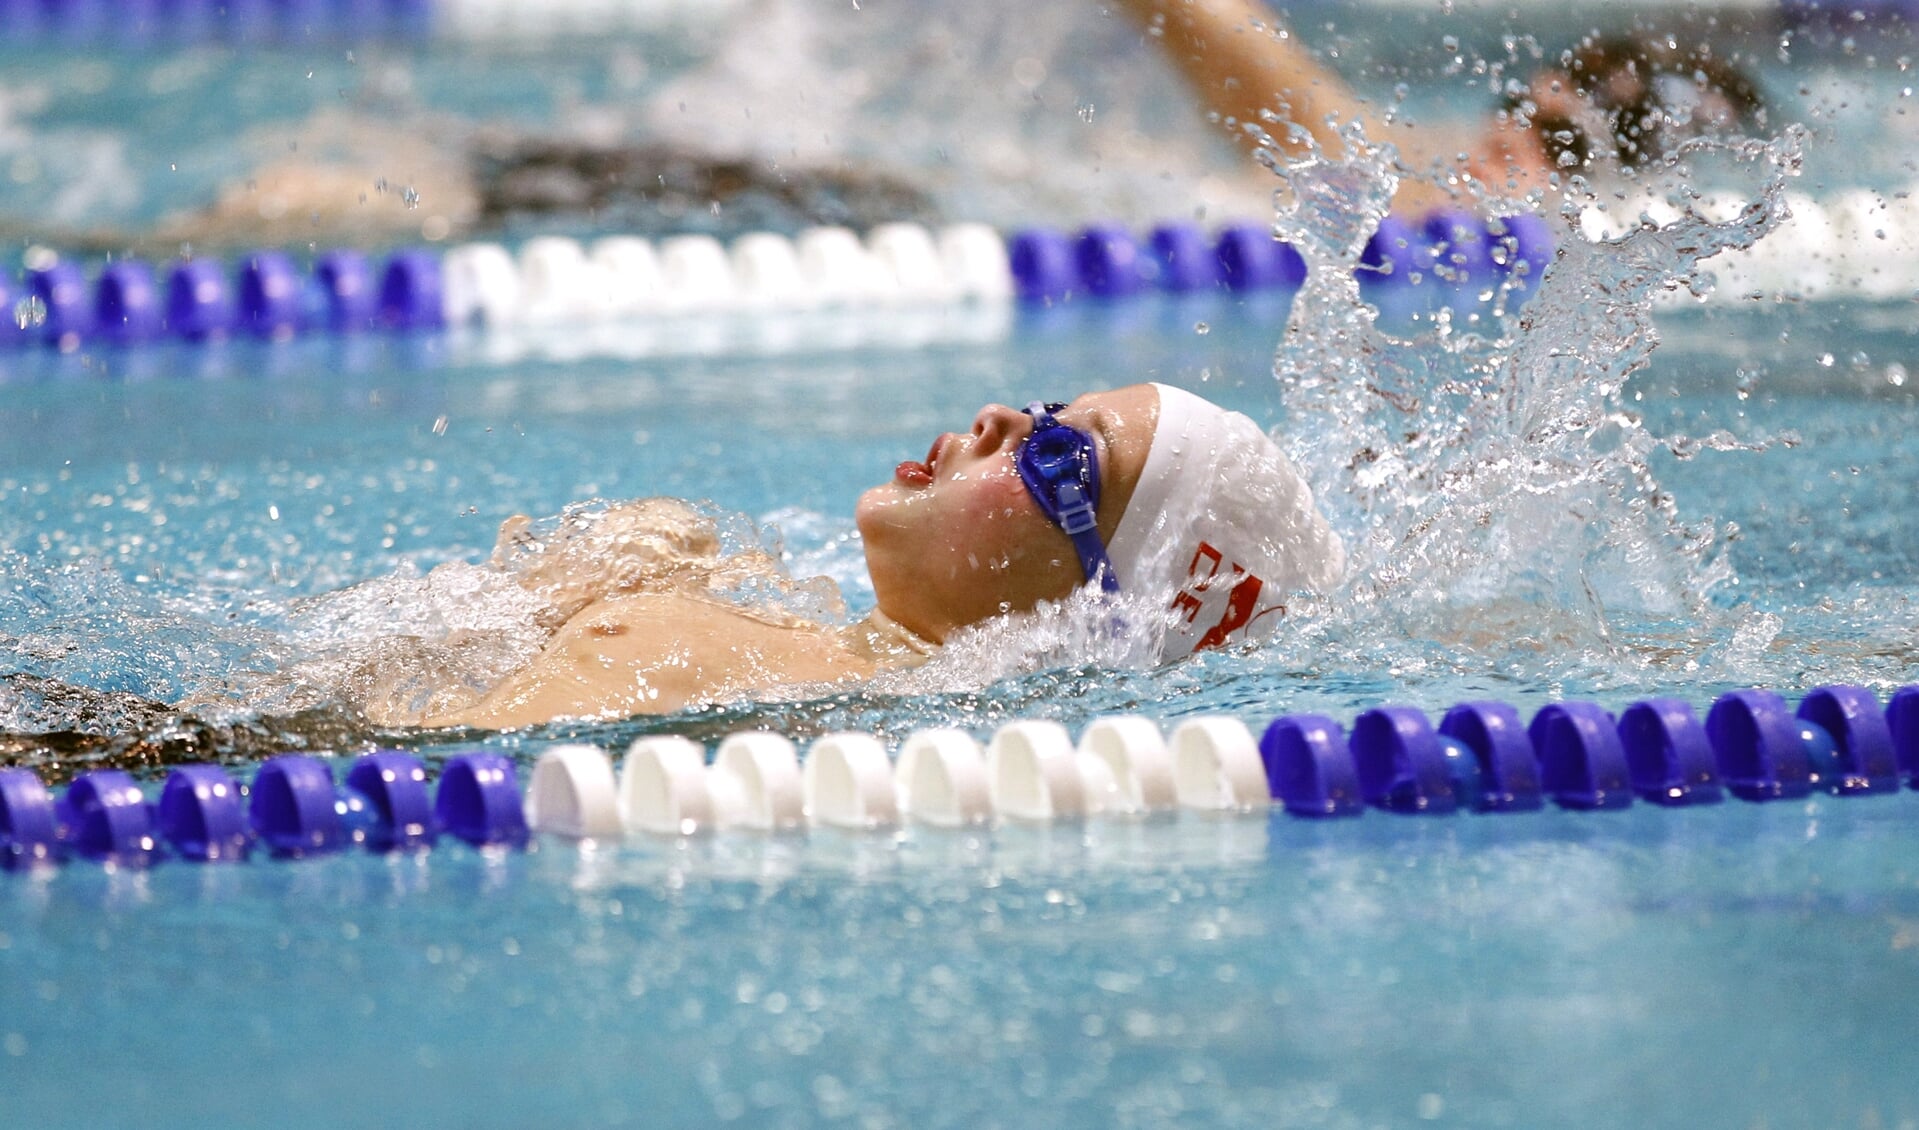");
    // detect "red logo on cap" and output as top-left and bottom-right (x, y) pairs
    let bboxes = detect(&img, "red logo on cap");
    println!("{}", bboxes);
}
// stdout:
(1170, 541), (1282, 652)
